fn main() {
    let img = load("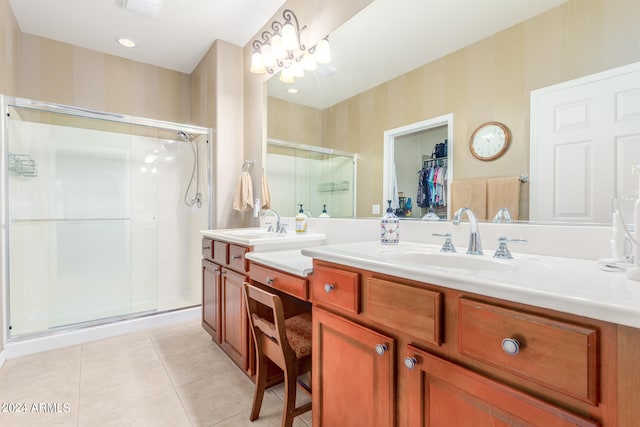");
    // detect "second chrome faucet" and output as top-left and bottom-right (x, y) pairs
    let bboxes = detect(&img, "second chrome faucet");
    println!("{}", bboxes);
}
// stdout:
(452, 207), (483, 255)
